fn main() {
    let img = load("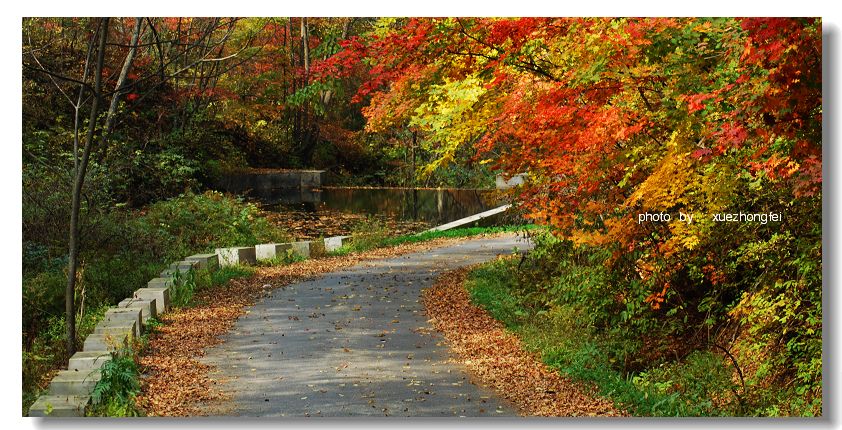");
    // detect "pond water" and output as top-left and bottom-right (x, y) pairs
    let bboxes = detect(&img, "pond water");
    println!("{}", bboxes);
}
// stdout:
(249, 187), (505, 239)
